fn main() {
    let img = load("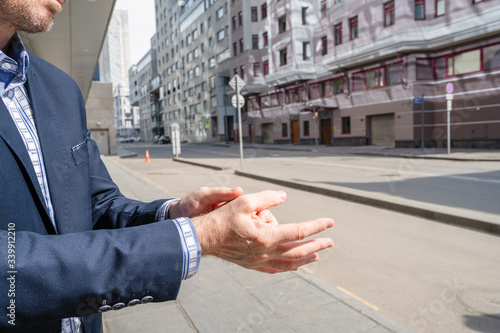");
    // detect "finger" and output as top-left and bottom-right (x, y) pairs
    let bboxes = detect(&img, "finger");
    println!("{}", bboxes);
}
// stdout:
(237, 190), (287, 214)
(197, 187), (243, 205)
(256, 209), (279, 225)
(273, 218), (334, 244)
(275, 238), (334, 259)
